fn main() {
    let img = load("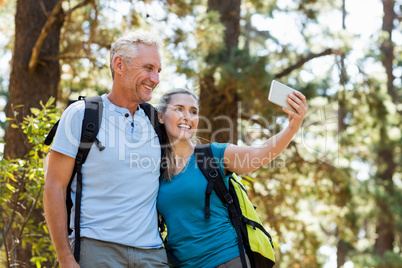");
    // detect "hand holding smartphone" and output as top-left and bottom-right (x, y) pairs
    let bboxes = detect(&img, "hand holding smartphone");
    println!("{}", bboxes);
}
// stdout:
(268, 80), (301, 112)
